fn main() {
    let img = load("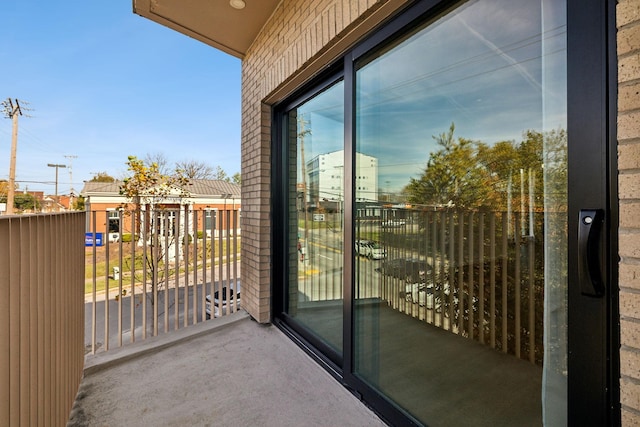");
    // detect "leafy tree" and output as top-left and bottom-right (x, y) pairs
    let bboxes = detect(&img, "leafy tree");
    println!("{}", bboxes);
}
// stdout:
(0, 180), (8, 197)
(89, 172), (116, 182)
(119, 155), (190, 310)
(404, 123), (500, 210)
(232, 172), (241, 185)
(14, 193), (40, 212)
(73, 195), (85, 211)
(214, 165), (228, 181)
(119, 155), (189, 207)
